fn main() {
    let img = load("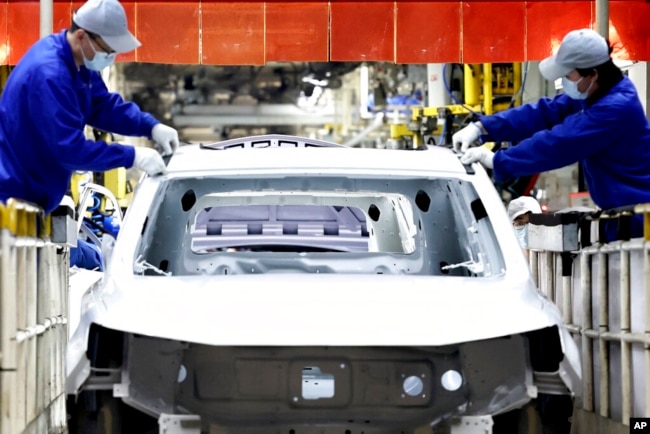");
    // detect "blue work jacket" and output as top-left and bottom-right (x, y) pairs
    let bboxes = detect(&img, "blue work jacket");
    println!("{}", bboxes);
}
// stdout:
(0, 30), (158, 213)
(481, 76), (650, 211)
(70, 239), (103, 271)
